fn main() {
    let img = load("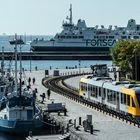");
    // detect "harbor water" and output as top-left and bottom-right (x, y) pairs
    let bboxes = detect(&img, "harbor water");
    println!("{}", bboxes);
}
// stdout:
(0, 35), (112, 139)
